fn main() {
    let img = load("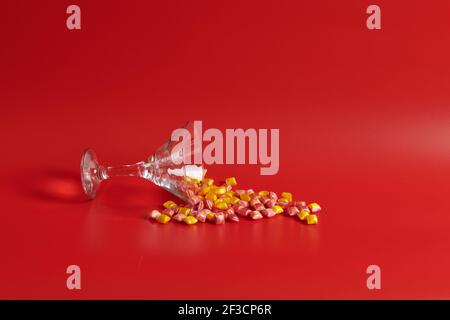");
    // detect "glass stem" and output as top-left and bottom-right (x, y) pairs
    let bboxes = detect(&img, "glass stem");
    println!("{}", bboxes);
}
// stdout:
(97, 161), (150, 181)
